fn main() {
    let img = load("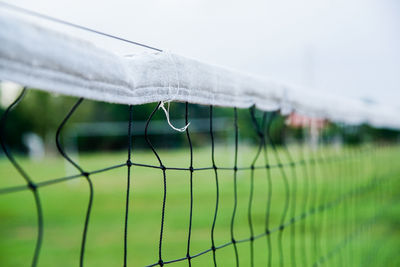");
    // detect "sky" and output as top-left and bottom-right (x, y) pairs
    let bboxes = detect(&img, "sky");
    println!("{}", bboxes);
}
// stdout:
(2, 0), (400, 107)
